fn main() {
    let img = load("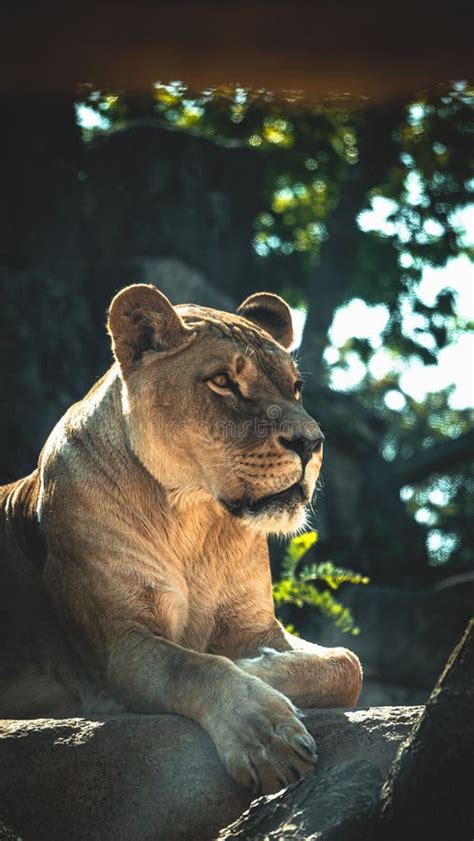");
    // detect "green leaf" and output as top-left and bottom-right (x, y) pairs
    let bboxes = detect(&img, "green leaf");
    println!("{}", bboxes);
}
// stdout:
(275, 532), (369, 634)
